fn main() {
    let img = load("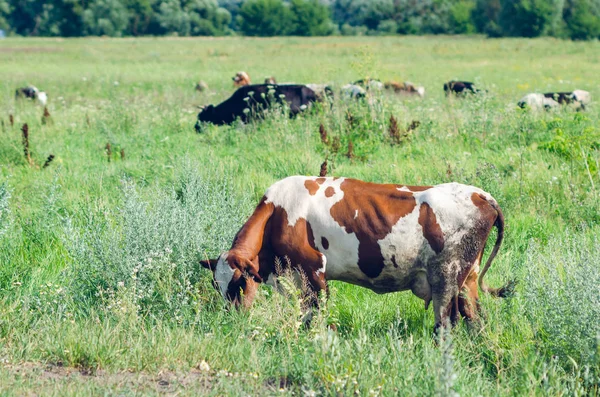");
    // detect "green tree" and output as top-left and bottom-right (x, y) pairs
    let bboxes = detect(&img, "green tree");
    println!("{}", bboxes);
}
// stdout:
(450, 0), (476, 33)
(82, 0), (130, 36)
(0, 0), (10, 32)
(498, 0), (559, 37)
(237, 0), (292, 36)
(471, 0), (502, 36)
(289, 0), (333, 36)
(563, 0), (600, 39)
(157, 0), (230, 36)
